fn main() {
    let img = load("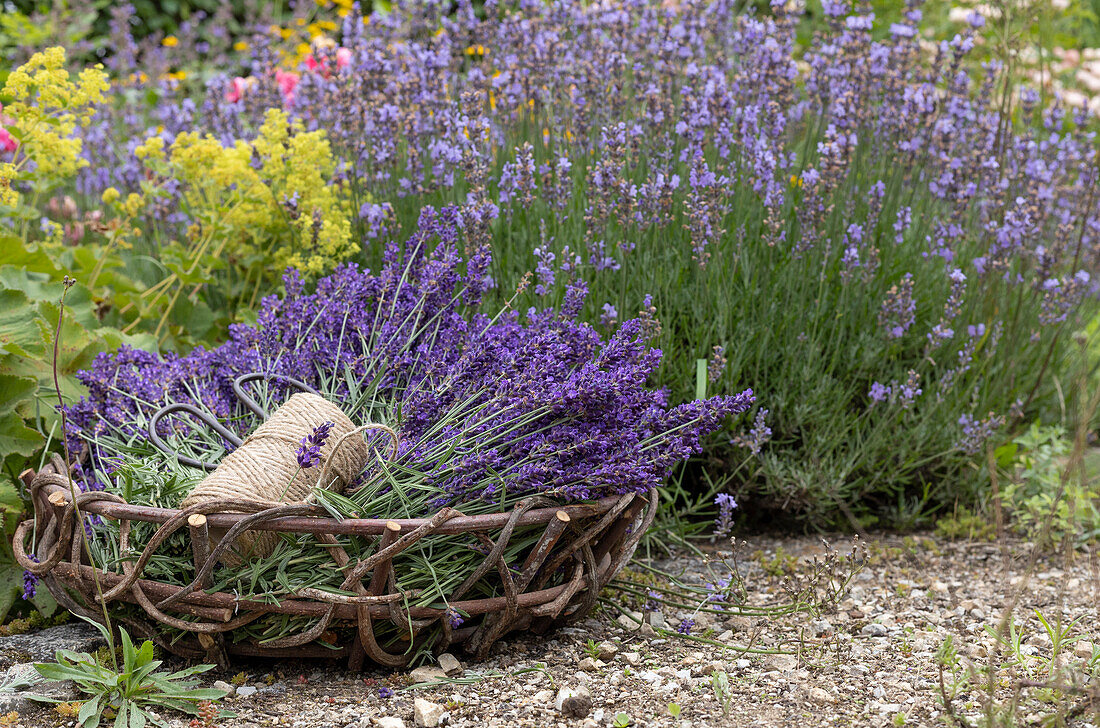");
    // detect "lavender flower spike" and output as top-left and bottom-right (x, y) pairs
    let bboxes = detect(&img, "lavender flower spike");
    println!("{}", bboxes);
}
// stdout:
(714, 493), (738, 537)
(296, 421), (335, 469)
